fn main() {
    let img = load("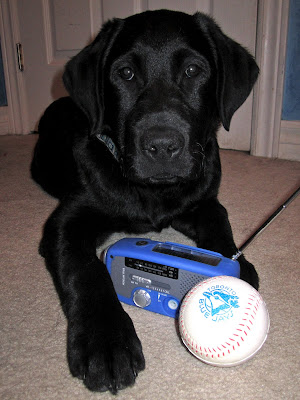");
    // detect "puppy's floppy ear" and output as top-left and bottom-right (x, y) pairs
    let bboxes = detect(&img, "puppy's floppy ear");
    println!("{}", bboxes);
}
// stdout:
(194, 13), (259, 131)
(63, 19), (123, 136)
